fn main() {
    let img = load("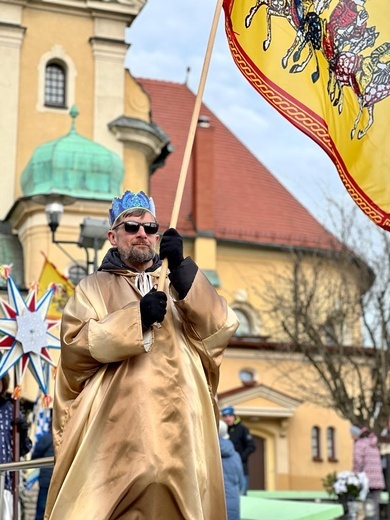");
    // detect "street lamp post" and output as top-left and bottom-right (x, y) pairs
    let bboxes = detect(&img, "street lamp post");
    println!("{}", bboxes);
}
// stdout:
(44, 200), (109, 275)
